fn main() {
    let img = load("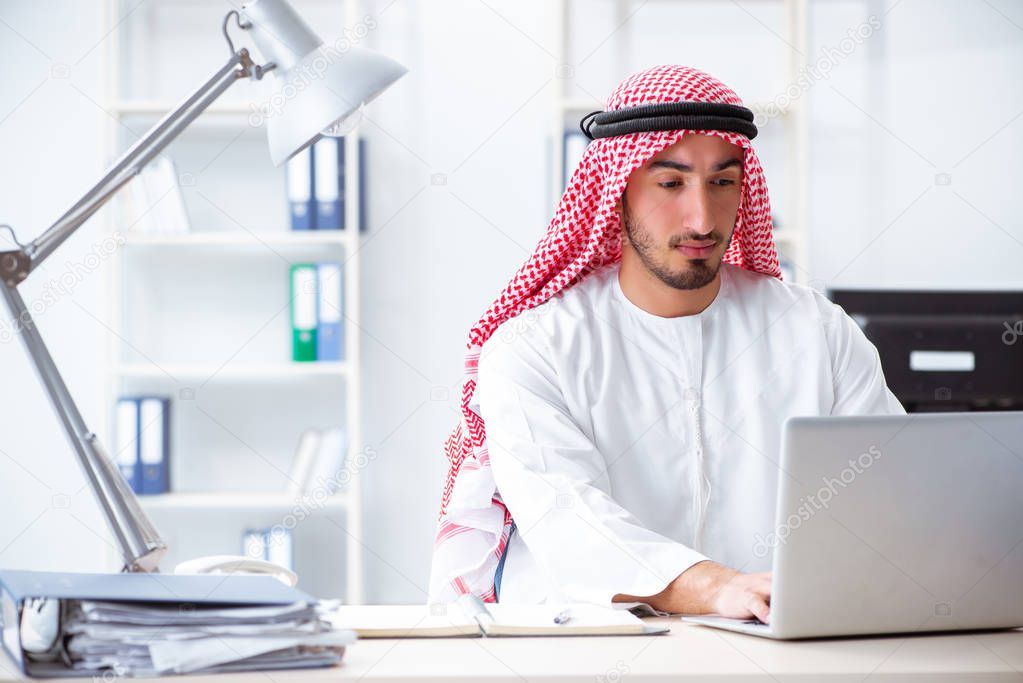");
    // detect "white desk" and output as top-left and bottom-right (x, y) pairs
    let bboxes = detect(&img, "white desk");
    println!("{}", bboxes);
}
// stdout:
(3, 617), (1021, 681)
